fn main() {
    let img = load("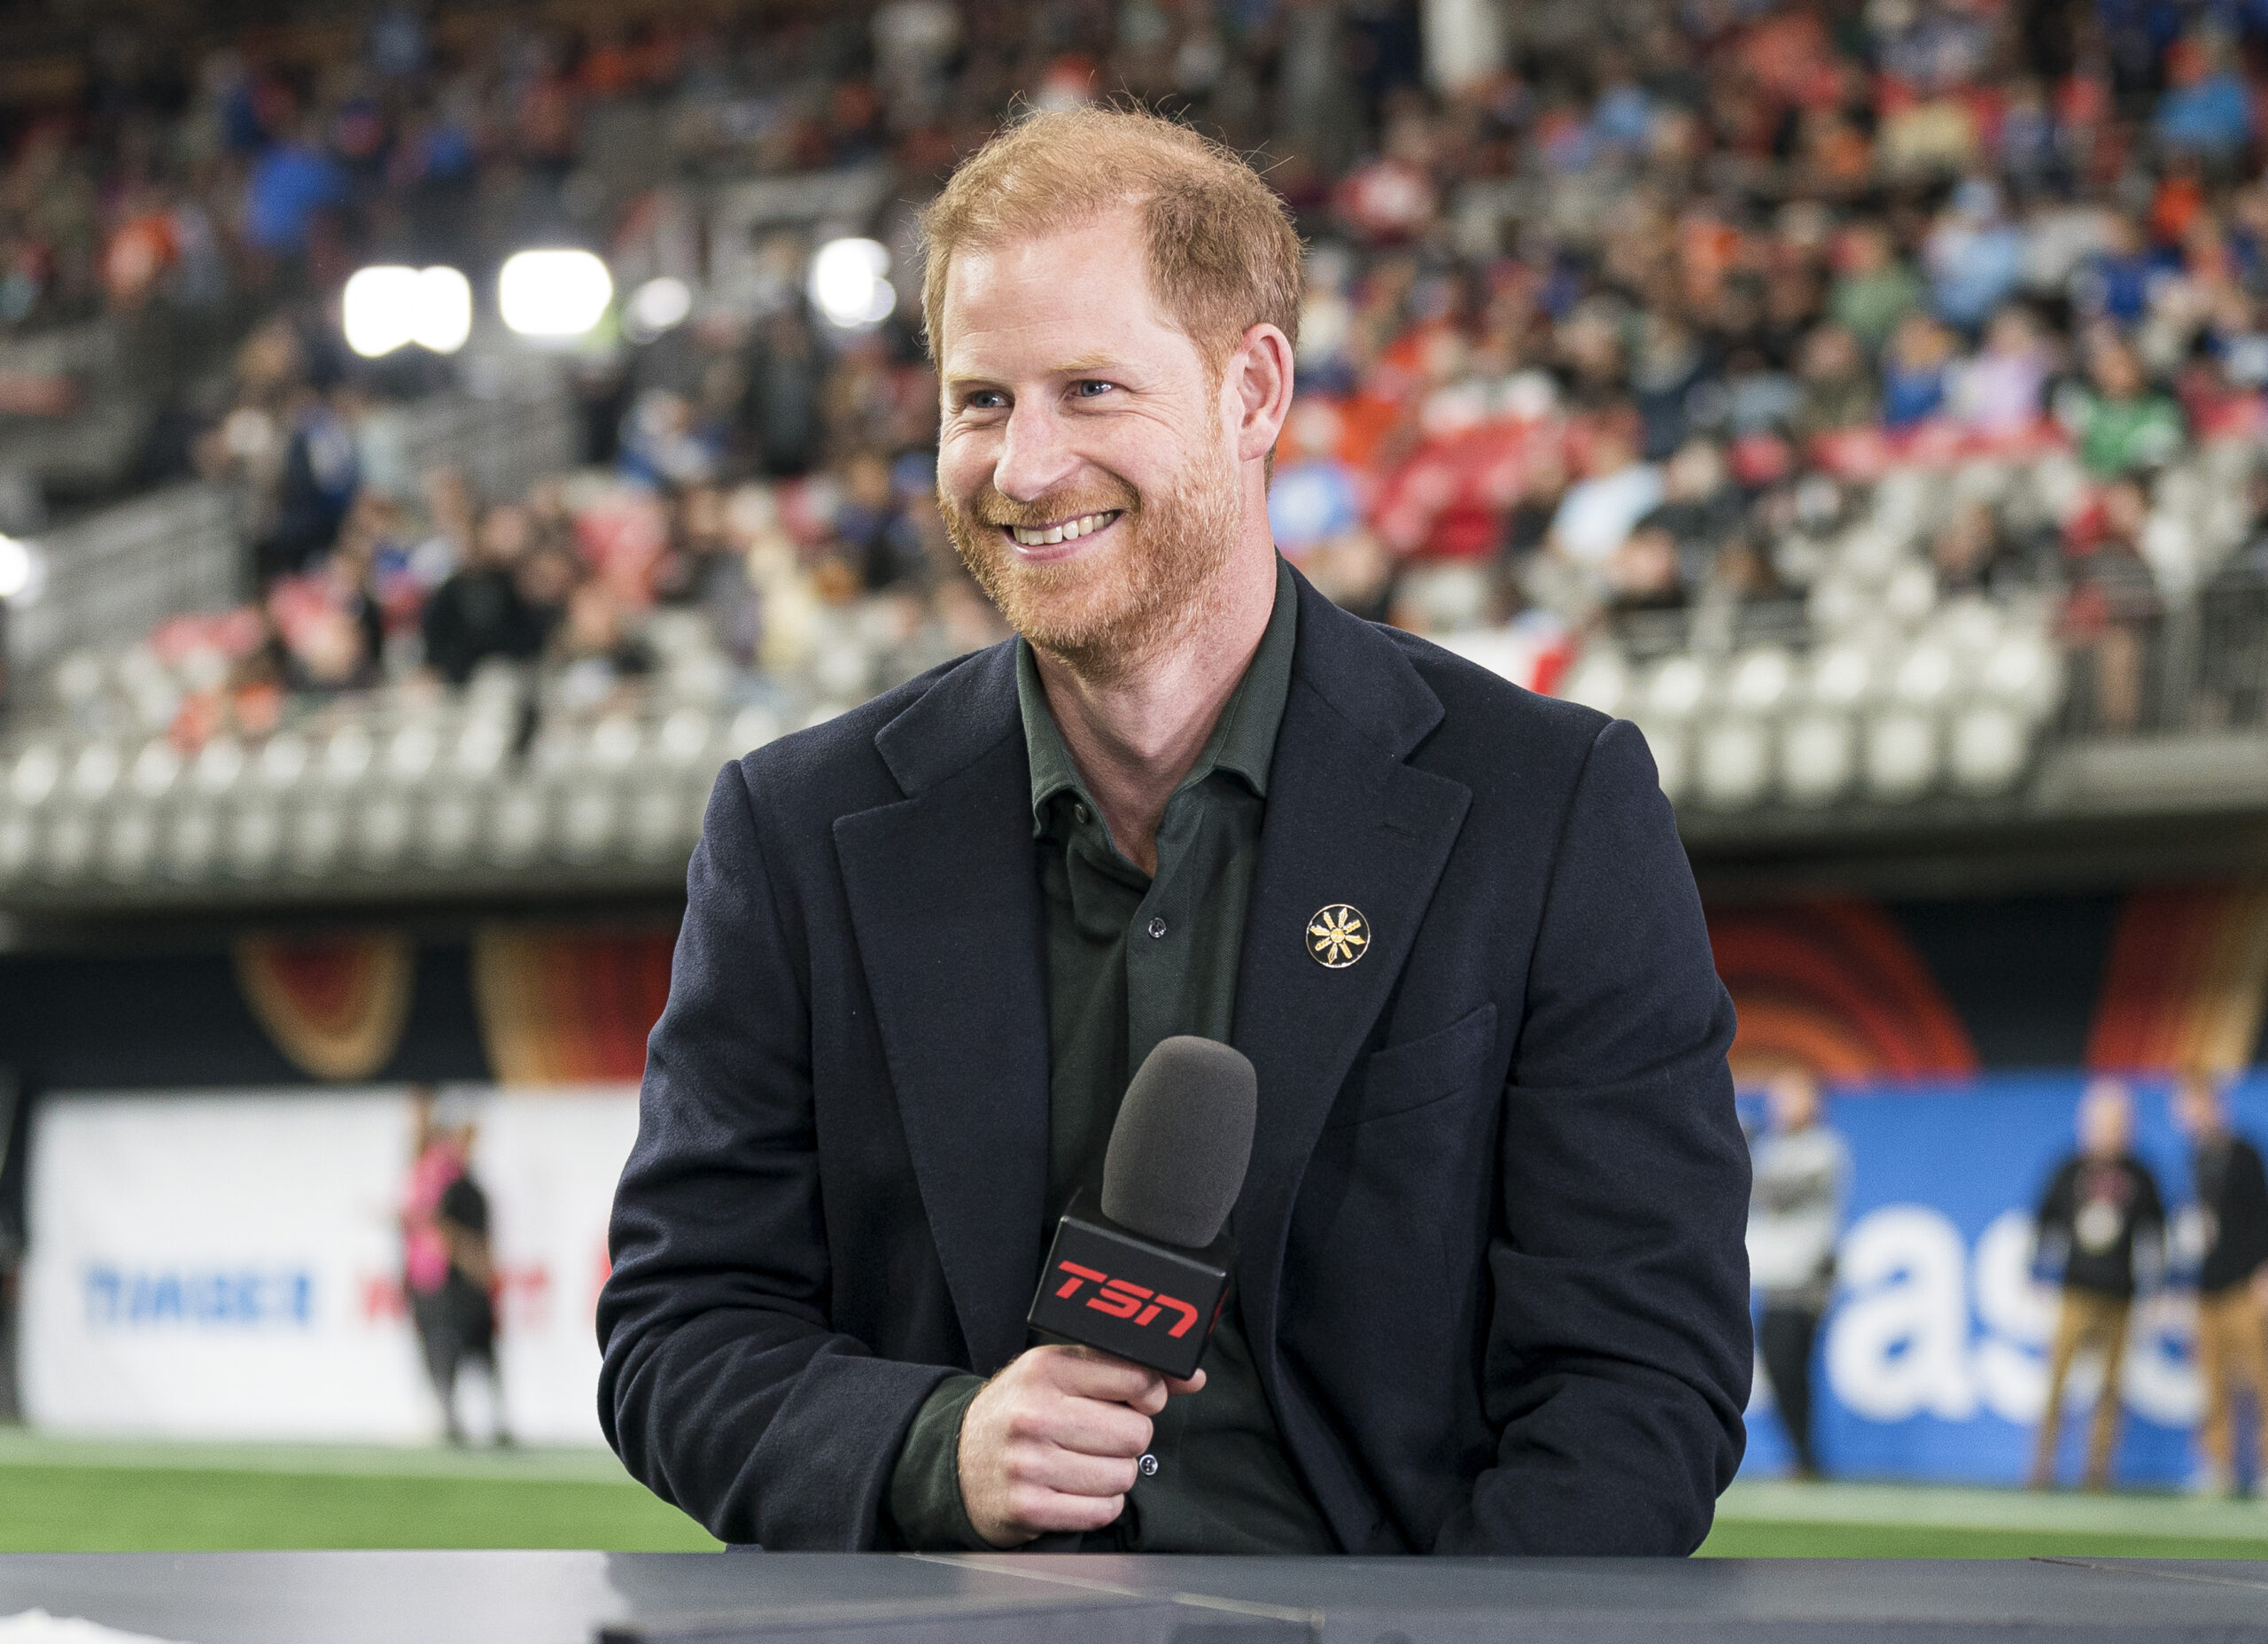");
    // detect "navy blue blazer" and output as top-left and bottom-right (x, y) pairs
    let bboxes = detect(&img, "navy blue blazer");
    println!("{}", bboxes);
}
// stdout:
(598, 570), (1751, 1554)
